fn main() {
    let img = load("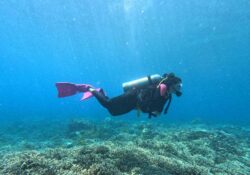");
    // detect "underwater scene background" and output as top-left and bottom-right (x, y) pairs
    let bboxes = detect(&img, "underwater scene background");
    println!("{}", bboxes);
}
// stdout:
(0, 0), (249, 174)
